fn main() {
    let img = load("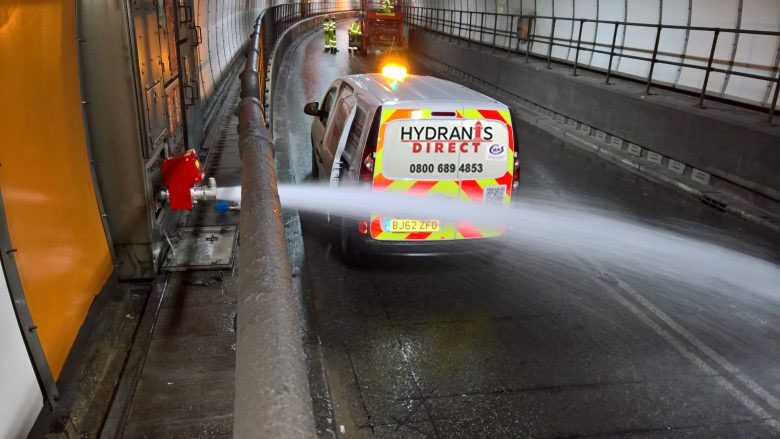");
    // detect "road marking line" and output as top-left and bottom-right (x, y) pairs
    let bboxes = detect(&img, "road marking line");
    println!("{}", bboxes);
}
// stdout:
(610, 275), (780, 414)
(592, 275), (780, 431)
